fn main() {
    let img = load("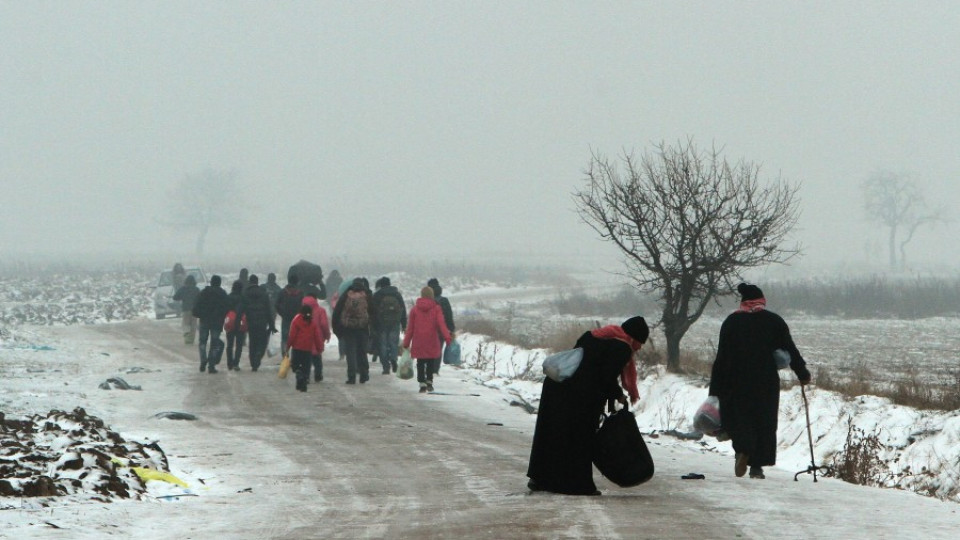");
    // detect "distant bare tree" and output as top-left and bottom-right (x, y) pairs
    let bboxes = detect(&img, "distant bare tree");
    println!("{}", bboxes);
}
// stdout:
(862, 171), (946, 270)
(574, 139), (801, 372)
(160, 168), (240, 256)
